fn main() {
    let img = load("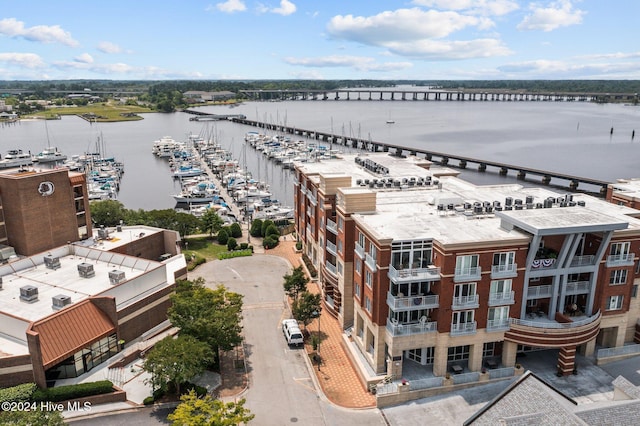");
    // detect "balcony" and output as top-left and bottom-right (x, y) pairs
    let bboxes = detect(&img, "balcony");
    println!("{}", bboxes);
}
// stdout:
(606, 253), (635, 267)
(527, 284), (552, 299)
(386, 318), (437, 337)
(491, 263), (517, 279)
(388, 264), (441, 283)
(450, 322), (477, 336)
(326, 240), (337, 256)
(452, 294), (479, 310)
(355, 242), (365, 259)
(488, 291), (515, 306)
(365, 253), (377, 272)
(325, 260), (337, 276)
(486, 318), (510, 332)
(386, 291), (439, 310)
(454, 266), (481, 282)
(326, 218), (337, 234)
(570, 255), (596, 267)
(565, 280), (590, 295)
(506, 311), (601, 348)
